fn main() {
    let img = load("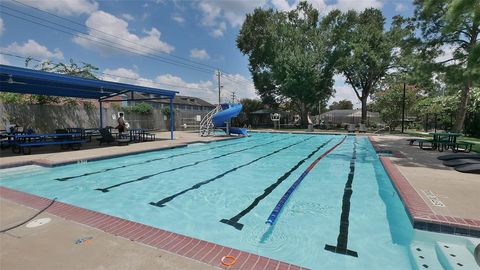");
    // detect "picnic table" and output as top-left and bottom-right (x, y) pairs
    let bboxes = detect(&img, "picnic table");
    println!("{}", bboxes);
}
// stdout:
(419, 132), (471, 152)
(125, 128), (155, 142)
(429, 132), (462, 144)
(11, 133), (85, 154)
